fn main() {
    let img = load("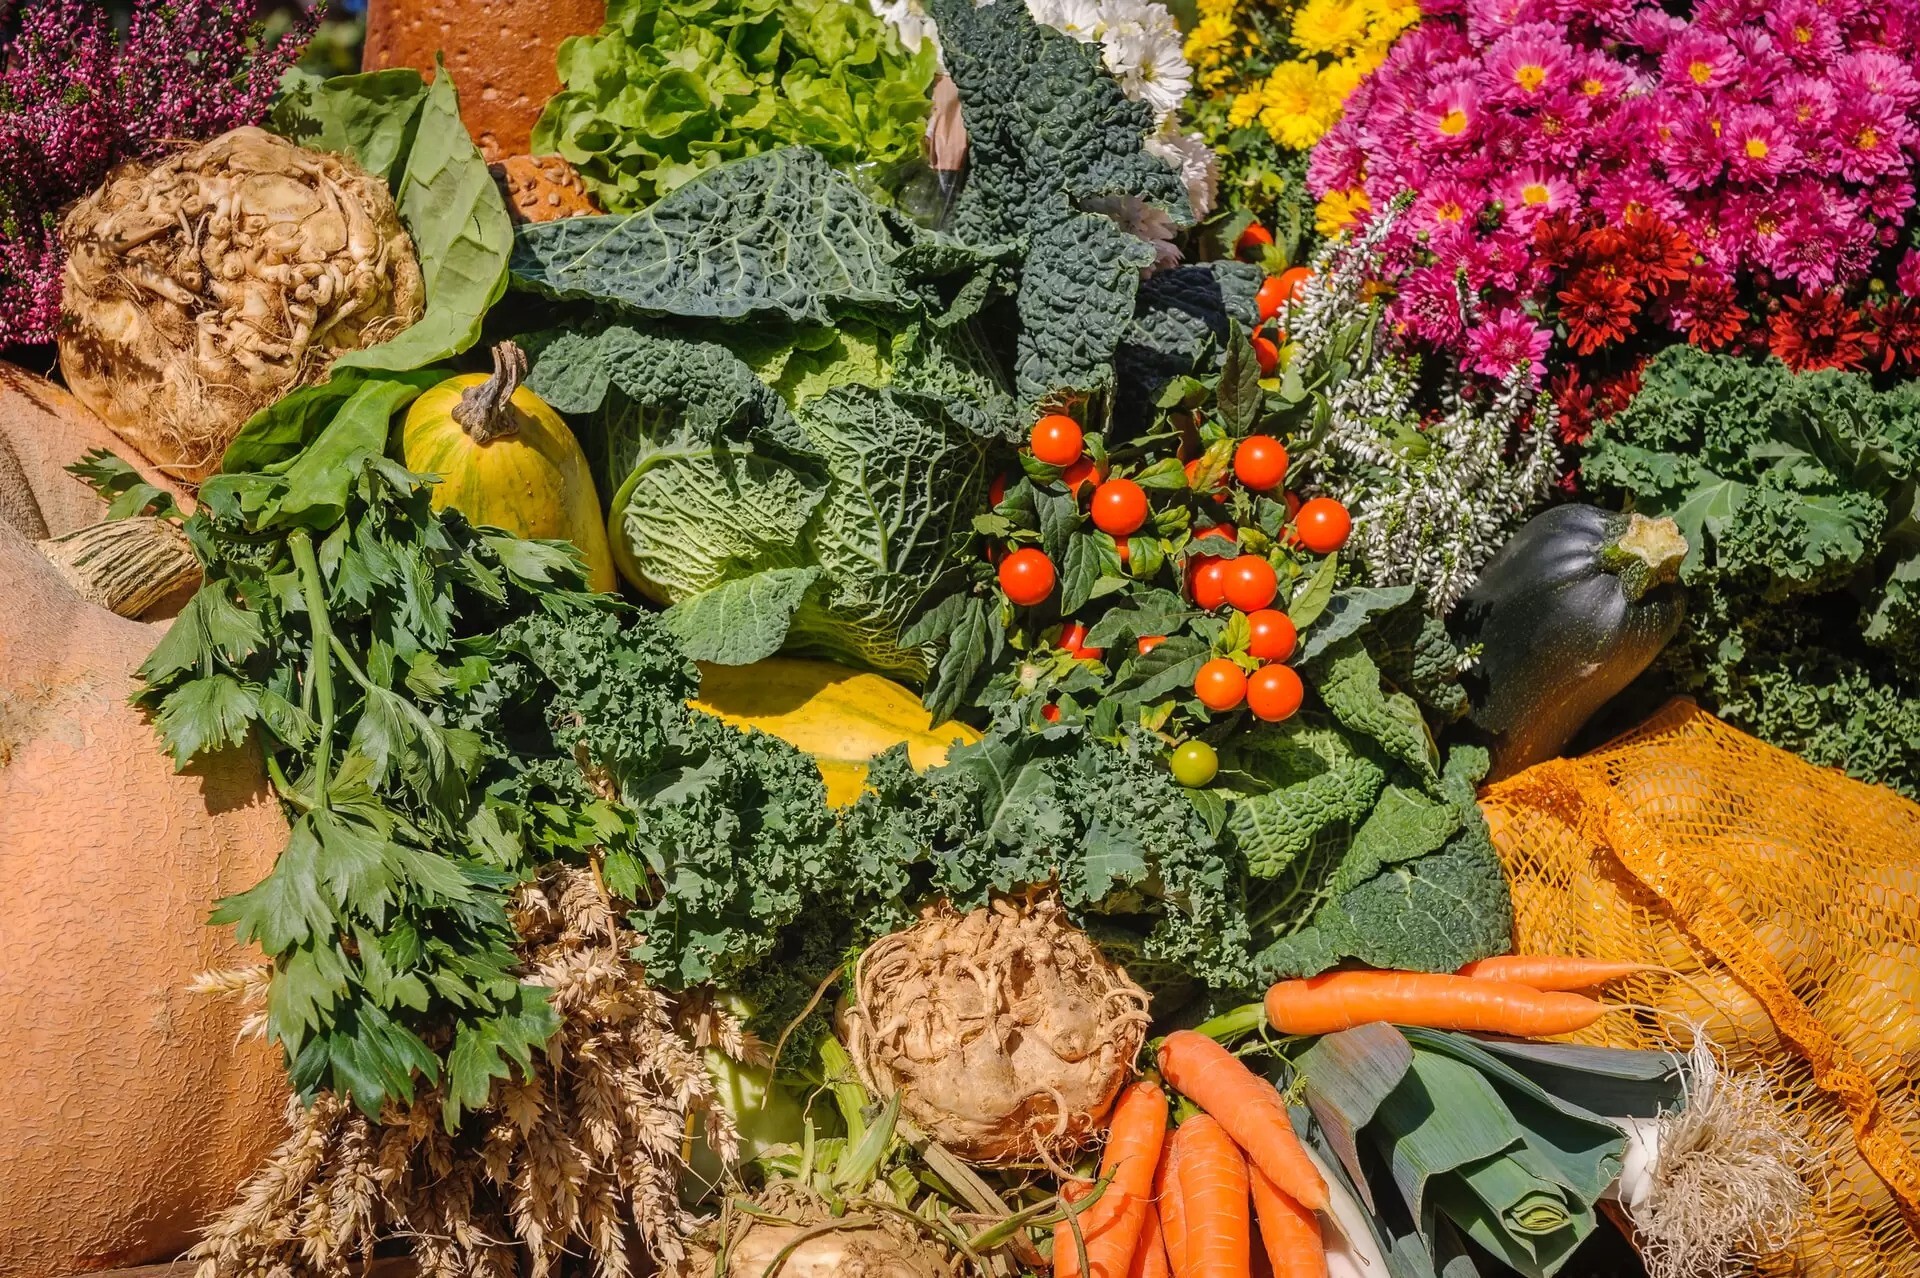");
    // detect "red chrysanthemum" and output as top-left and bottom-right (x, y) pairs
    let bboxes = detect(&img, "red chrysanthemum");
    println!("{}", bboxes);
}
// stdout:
(1549, 366), (1595, 446)
(1868, 296), (1920, 372)
(1674, 272), (1751, 349)
(1769, 291), (1872, 372)
(1533, 214), (1586, 270)
(1616, 210), (1693, 299)
(1558, 268), (1639, 354)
